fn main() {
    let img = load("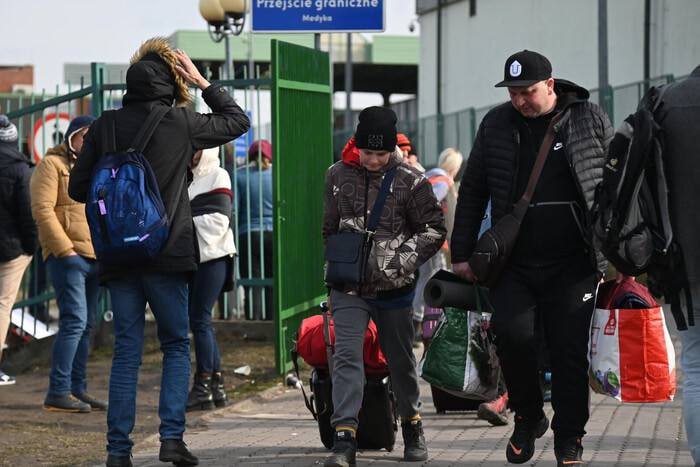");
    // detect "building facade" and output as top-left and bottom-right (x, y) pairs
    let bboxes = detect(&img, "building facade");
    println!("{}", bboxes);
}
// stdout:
(417, 0), (700, 118)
